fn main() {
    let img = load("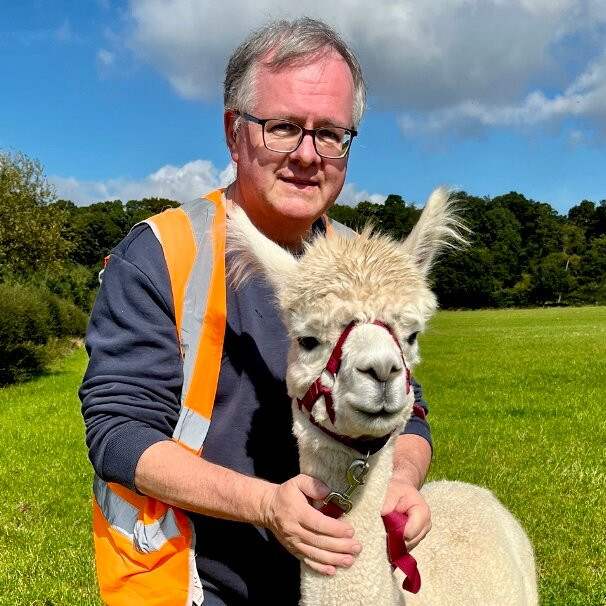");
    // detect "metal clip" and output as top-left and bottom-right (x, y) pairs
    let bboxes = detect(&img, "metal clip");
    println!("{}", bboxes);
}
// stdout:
(323, 456), (370, 514)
